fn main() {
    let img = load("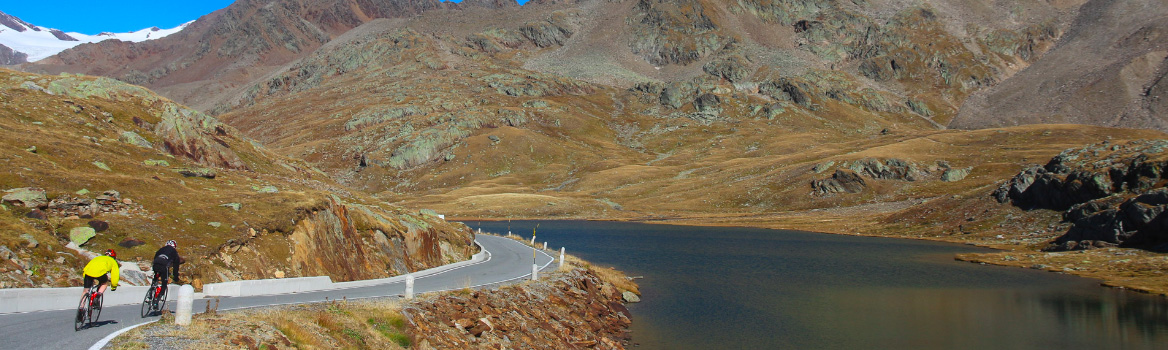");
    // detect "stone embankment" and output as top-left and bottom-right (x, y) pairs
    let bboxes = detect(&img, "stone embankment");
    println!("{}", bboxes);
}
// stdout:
(406, 267), (634, 349)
